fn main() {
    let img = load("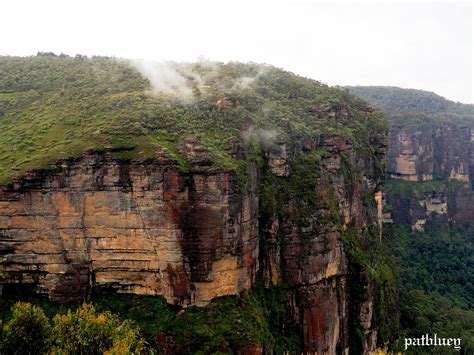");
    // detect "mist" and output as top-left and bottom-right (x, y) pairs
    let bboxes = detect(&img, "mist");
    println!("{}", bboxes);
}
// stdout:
(130, 59), (201, 98)
(129, 59), (266, 102)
